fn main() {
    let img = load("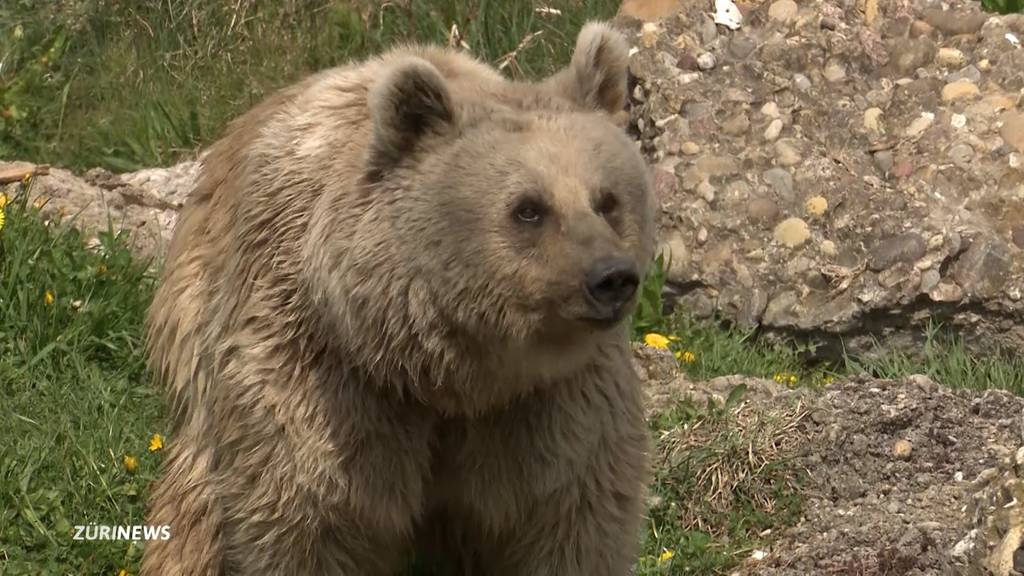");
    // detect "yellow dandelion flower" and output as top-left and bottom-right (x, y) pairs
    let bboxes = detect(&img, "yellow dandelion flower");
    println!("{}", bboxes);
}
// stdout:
(0, 192), (9, 208)
(824, 375), (835, 385)
(679, 351), (697, 364)
(789, 374), (798, 384)
(149, 433), (164, 452)
(644, 333), (671, 350)
(117, 569), (130, 576)
(44, 290), (55, 305)
(123, 455), (138, 473)
(0, 210), (5, 232)
(658, 549), (675, 564)
(23, 173), (33, 185)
